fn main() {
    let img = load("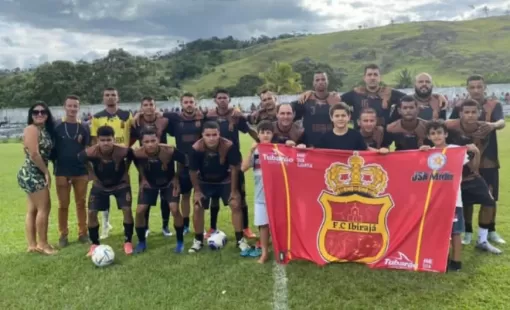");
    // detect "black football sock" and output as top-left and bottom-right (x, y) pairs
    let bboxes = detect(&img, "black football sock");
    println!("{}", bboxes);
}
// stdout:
(123, 223), (133, 243)
(136, 226), (146, 243)
(242, 206), (249, 229)
(144, 207), (151, 231)
(489, 222), (496, 232)
(161, 200), (170, 229)
(210, 207), (219, 230)
(465, 222), (473, 233)
(175, 226), (184, 242)
(89, 225), (100, 245)
(195, 233), (204, 243)
(235, 231), (243, 243)
(183, 217), (190, 228)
